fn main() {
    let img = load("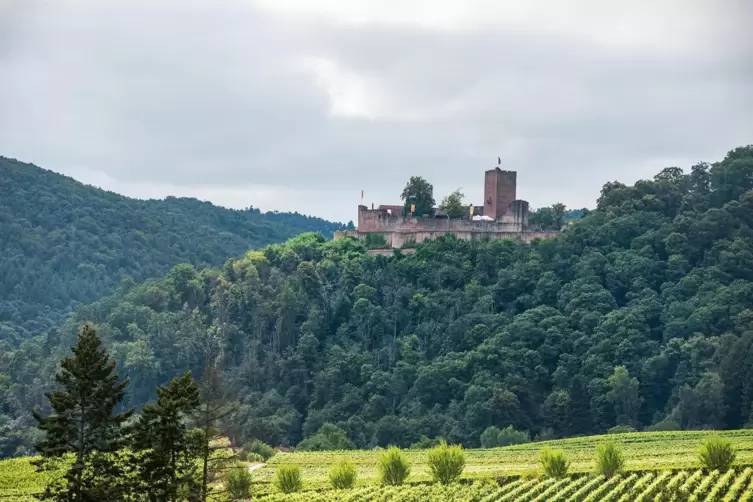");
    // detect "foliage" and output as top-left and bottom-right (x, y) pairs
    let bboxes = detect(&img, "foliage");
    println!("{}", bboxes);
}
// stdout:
(480, 426), (530, 448)
(529, 203), (574, 230)
(410, 435), (443, 449)
(378, 446), (410, 486)
(607, 366), (641, 428)
(439, 189), (466, 219)
(240, 451), (264, 463)
(131, 371), (201, 499)
(32, 324), (133, 501)
(426, 440), (465, 484)
(595, 443), (625, 478)
(608, 425), (637, 434)
(401, 176), (435, 216)
(329, 459), (357, 489)
(298, 423), (356, 451)
(699, 436), (736, 472)
(243, 439), (276, 461)
(0, 156), (343, 348)
(273, 465), (302, 493)
(363, 233), (388, 249)
(226, 466), (252, 500)
(540, 448), (570, 478)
